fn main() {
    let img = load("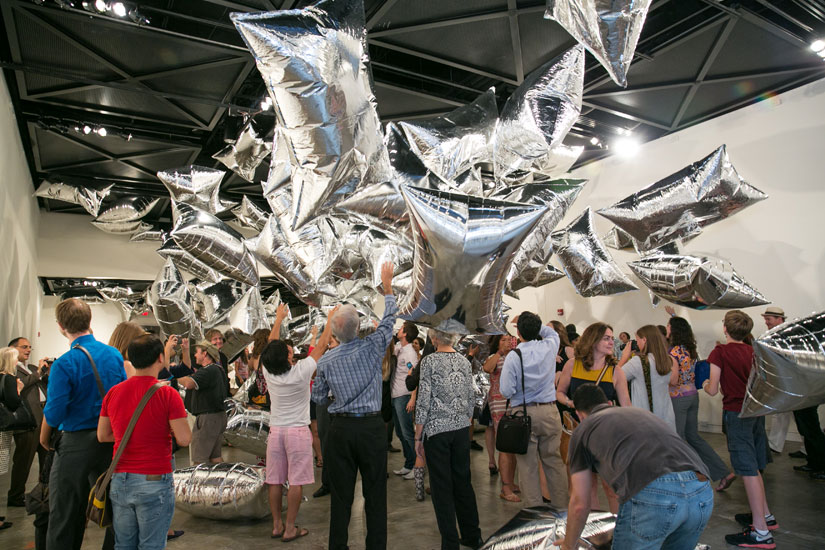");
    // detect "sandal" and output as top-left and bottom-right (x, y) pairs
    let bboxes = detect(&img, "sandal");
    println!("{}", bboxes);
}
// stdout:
(499, 491), (521, 503)
(716, 474), (736, 492)
(282, 526), (309, 543)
